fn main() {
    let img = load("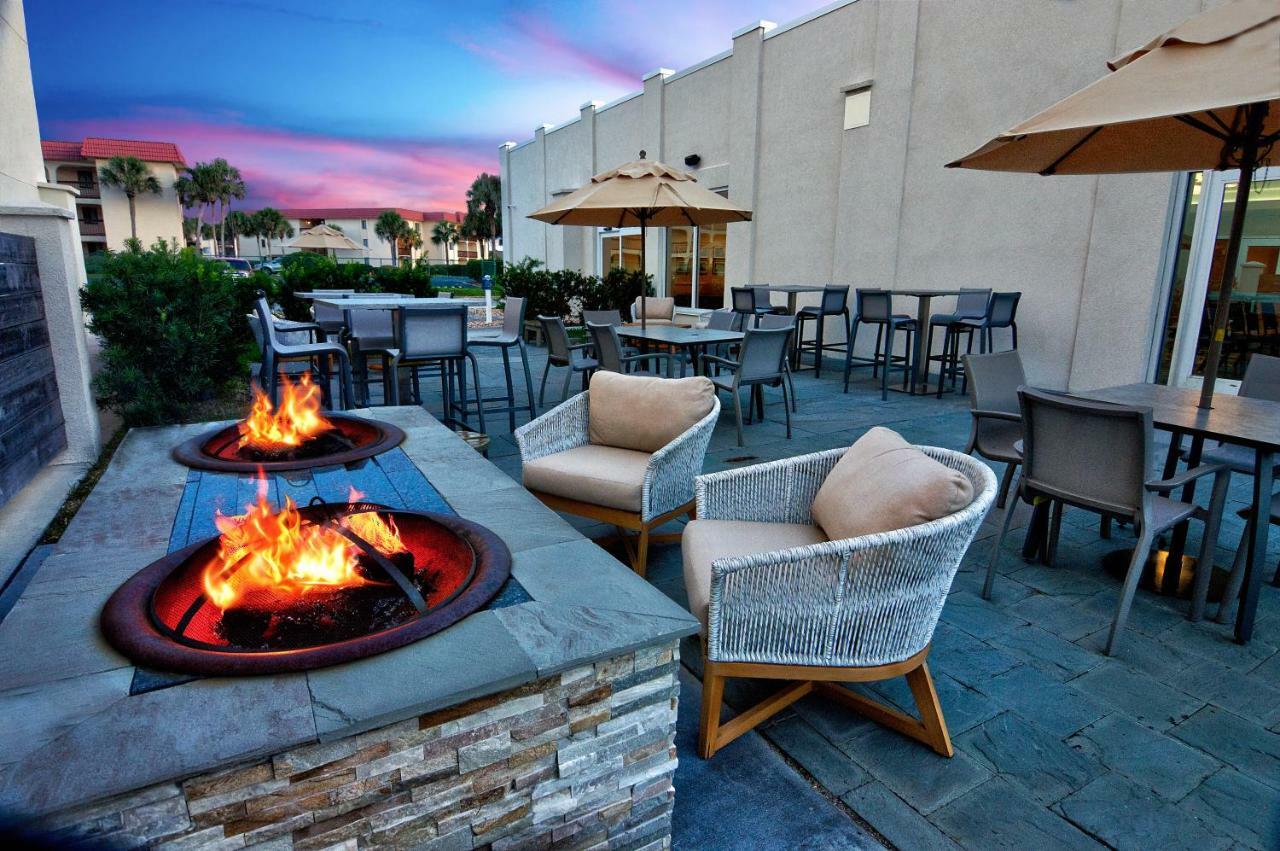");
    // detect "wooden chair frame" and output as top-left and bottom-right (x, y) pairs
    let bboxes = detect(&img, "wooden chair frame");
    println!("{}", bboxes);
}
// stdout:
(698, 644), (952, 759)
(528, 491), (694, 578)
